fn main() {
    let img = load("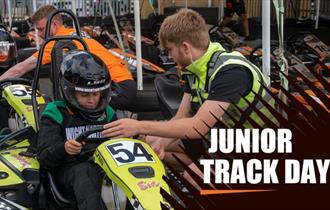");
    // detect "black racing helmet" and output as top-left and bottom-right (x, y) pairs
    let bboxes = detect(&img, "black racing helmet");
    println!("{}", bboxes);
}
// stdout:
(0, 25), (17, 73)
(59, 50), (111, 121)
